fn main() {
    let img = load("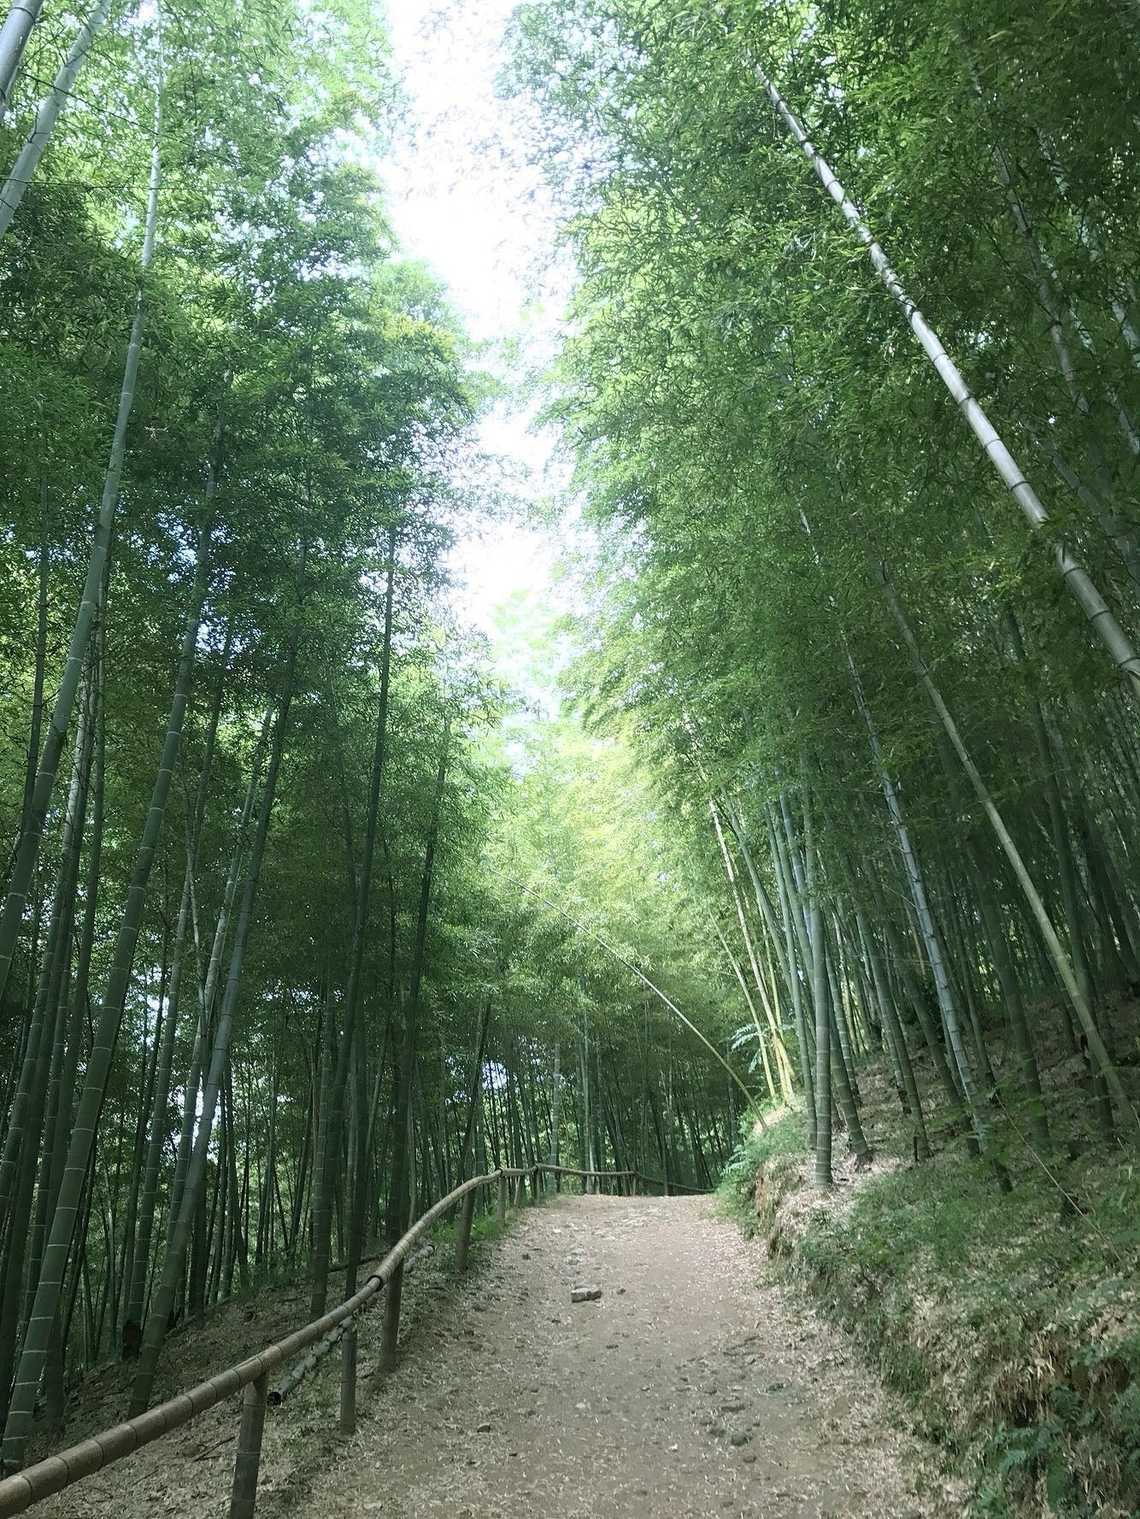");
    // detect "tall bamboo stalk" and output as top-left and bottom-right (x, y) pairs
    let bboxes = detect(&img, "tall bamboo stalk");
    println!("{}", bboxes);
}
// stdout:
(879, 565), (1137, 1129)
(381, 719), (450, 1372)
(0, 0), (114, 239)
(310, 526), (397, 1316)
(129, 648), (297, 1416)
(0, 0), (45, 121)
(0, 82), (163, 1010)
(847, 652), (988, 1150)
(802, 781), (831, 1187)
(756, 64), (1140, 697)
